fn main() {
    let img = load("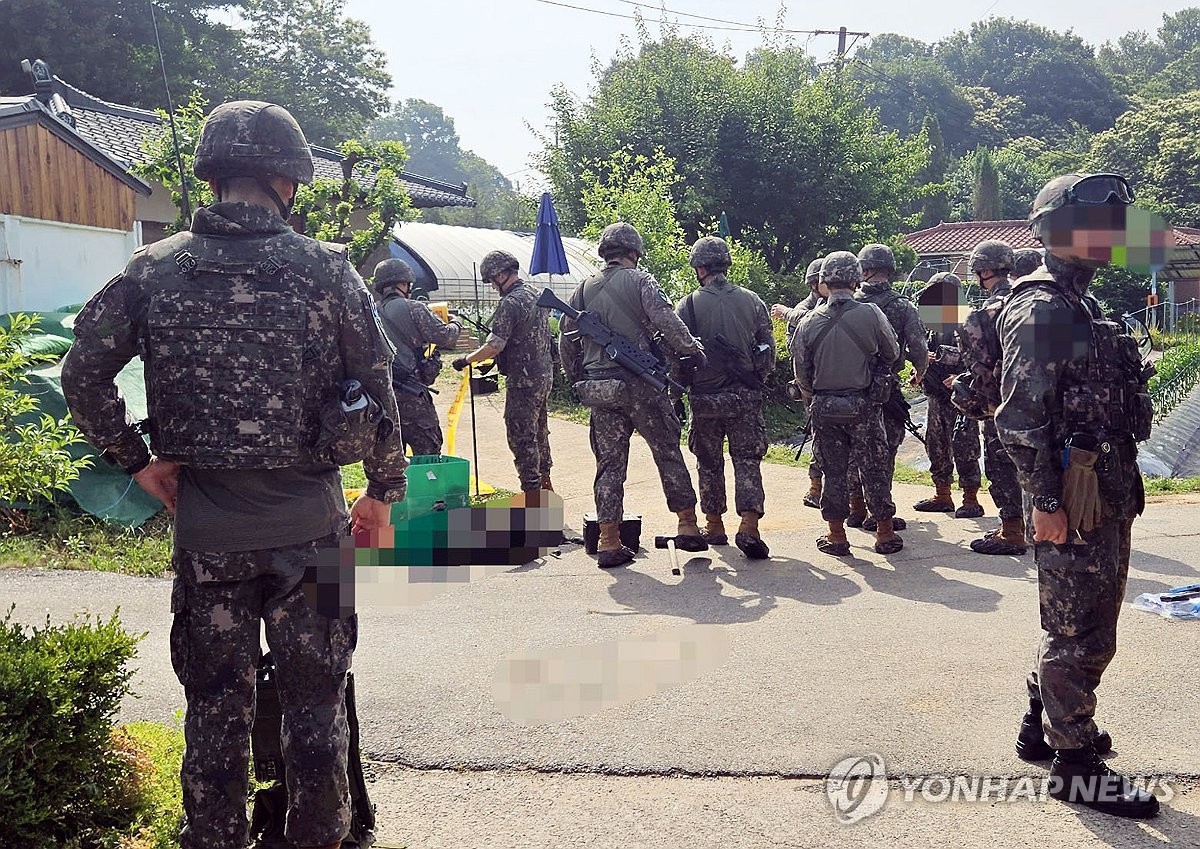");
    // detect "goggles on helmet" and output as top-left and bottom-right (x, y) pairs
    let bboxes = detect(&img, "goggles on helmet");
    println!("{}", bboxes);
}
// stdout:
(1065, 174), (1135, 207)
